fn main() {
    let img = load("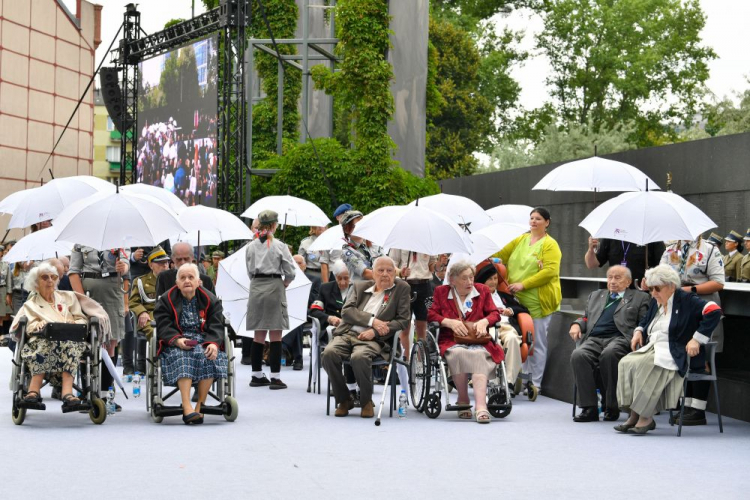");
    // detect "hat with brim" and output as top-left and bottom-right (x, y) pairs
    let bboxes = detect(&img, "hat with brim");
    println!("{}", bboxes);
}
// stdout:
(212, 250), (225, 259)
(726, 230), (743, 244)
(147, 246), (170, 264)
(706, 232), (723, 246)
(341, 210), (364, 227)
(333, 203), (352, 219)
(258, 210), (278, 225)
(474, 259), (499, 285)
(744, 228), (750, 241)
